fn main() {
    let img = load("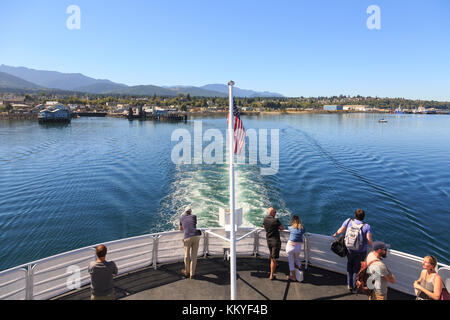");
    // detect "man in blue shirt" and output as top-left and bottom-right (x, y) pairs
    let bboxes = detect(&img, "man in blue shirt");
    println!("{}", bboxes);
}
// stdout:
(180, 205), (201, 279)
(333, 208), (373, 293)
